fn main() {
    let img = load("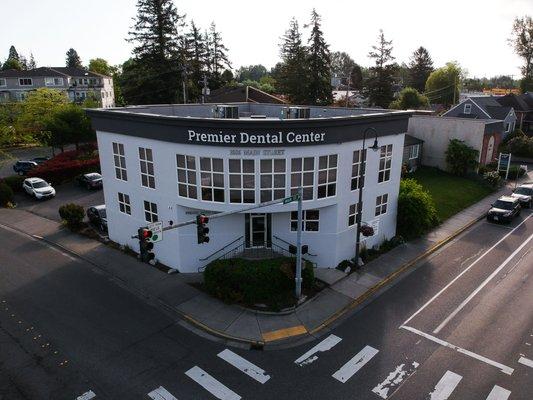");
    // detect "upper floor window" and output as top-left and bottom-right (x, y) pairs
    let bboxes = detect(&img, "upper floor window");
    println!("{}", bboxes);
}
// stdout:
(409, 144), (420, 160)
(229, 159), (255, 203)
(317, 154), (337, 199)
(143, 201), (158, 223)
(112, 142), (127, 181)
(375, 194), (388, 216)
(505, 123), (511, 133)
(351, 149), (366, 191)
(291, 157), (314, 200)
(290, 209), (320, 232)
(139, 147), (155, 189)
(118, 192), (131, 215)
(176, 154), (197, 199)
(464, 103), (472, 114)
(19, 78), (33, 86)
(378, 144), (393, 183)
(260, 159), (286, 203)
(0, 78), (6, 87)
(200, 157), (224, 202)
(45, 77), (64, 86)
